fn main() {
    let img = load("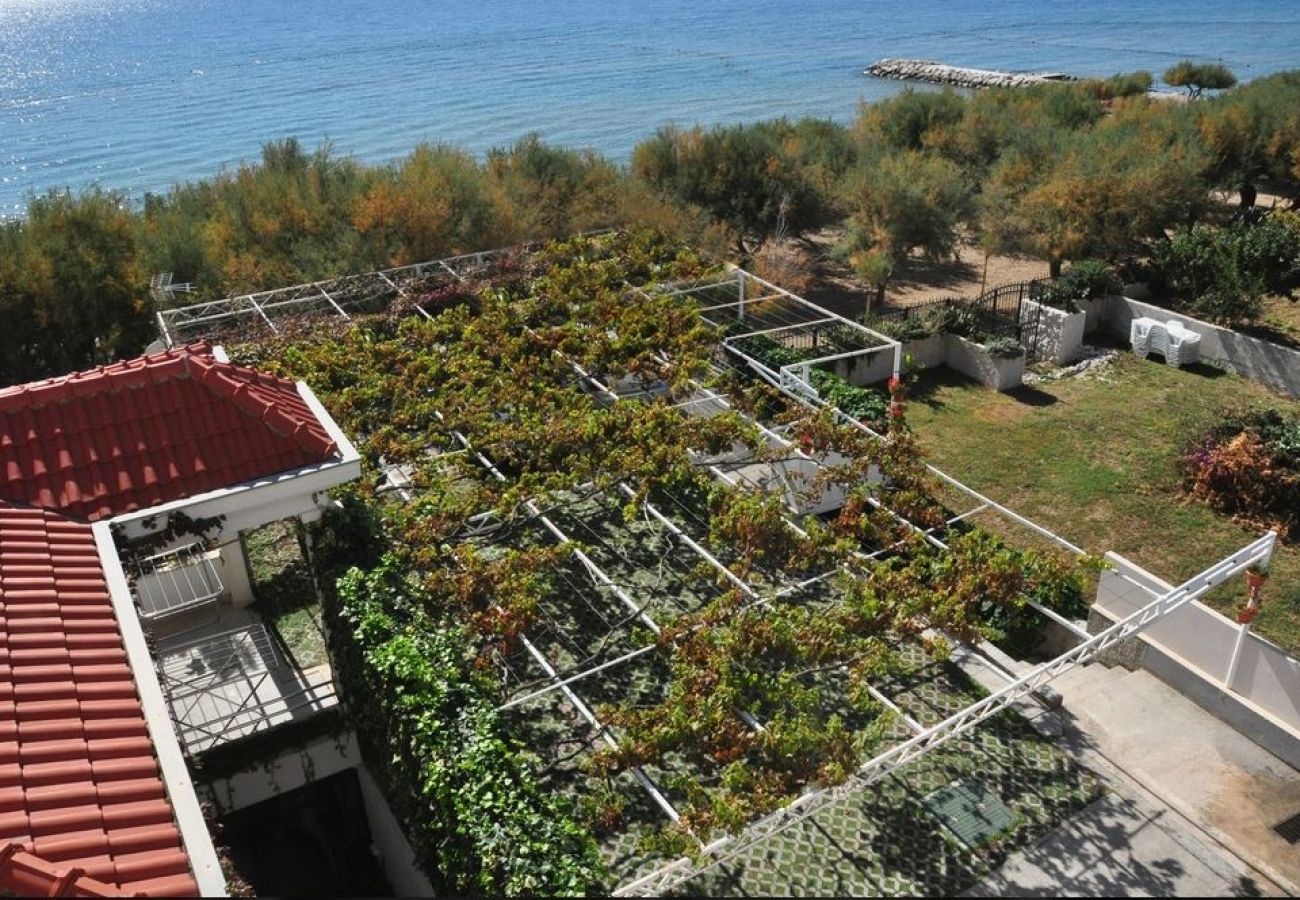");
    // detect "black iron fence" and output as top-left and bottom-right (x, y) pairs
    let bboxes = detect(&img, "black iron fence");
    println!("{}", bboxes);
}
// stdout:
(868, 279), (1071, 346)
